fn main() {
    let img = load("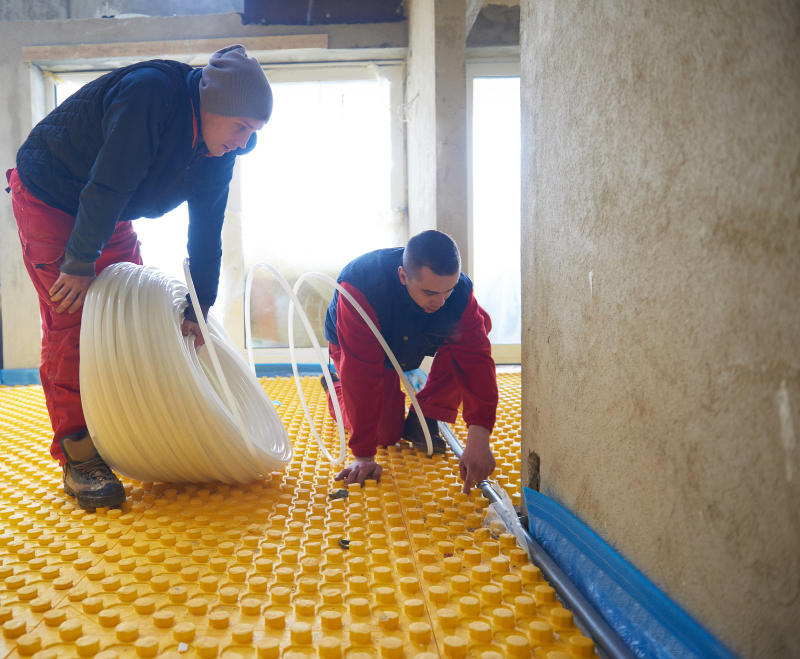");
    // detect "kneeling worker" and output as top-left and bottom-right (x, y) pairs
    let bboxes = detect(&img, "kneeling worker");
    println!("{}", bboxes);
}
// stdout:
(323, 230), (498, 493)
